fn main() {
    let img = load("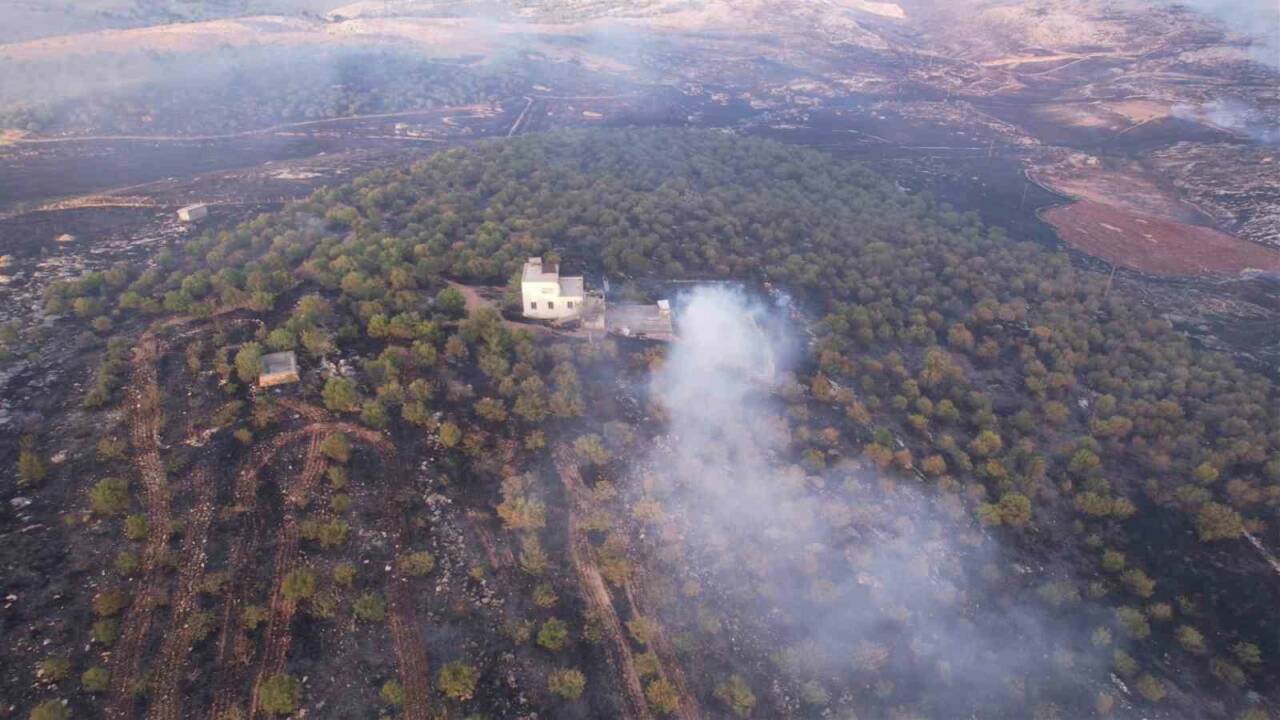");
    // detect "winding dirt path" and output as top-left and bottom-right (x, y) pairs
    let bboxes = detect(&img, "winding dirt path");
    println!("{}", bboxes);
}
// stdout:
(555, 447), (652, 720)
